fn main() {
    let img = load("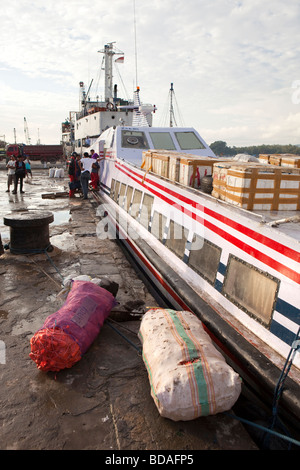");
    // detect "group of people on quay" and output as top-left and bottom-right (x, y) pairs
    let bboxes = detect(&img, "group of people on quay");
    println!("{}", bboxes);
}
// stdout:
(5, 148), (101, 200)
(68, 148), (101, 199)
(6, 155), (32, 193)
